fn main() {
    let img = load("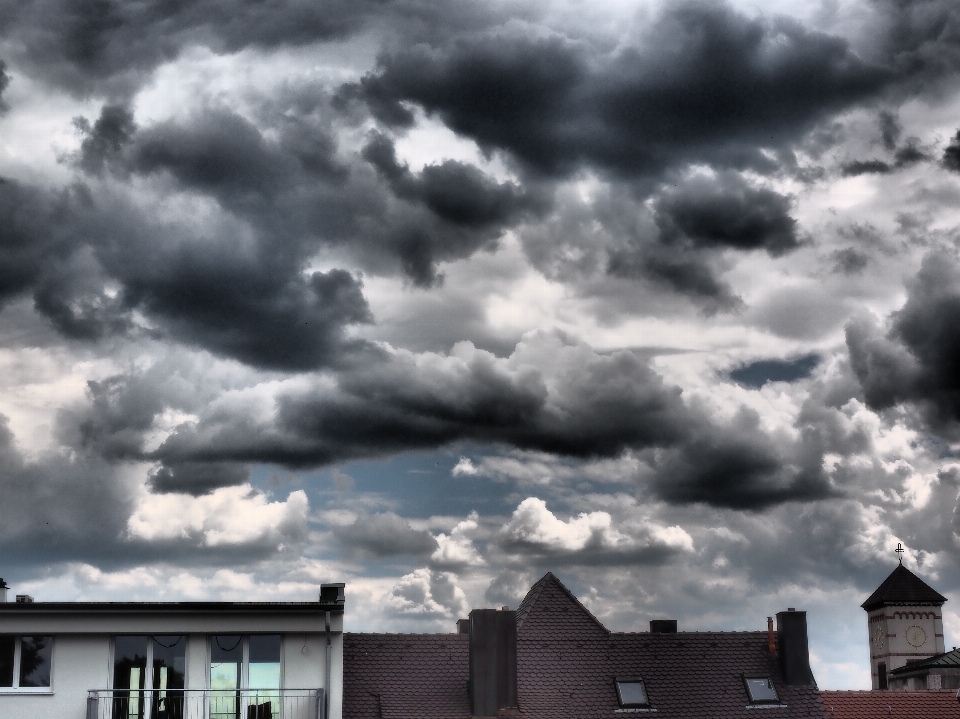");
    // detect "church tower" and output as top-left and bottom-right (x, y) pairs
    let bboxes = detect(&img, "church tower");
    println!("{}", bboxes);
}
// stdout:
(862, 562), (946, 689)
